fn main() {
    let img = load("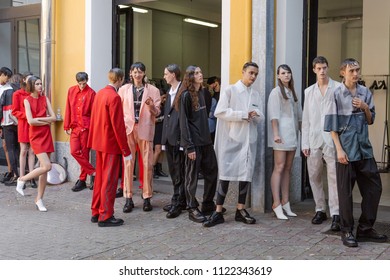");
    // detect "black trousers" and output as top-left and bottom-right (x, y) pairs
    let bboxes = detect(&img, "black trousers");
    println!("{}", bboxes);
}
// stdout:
(165, 143), (186, 207)
(184, 144), (218, 210)
(3, 125), (19, 177)
(336, 158), (382, 233)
